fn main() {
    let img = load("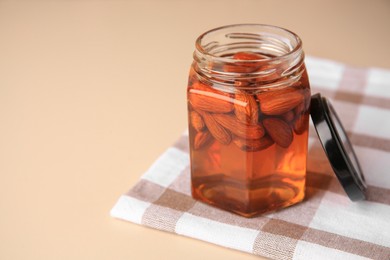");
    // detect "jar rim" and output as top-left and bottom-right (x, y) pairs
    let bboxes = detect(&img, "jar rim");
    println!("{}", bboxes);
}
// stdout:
(195, 24), (303, 63)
